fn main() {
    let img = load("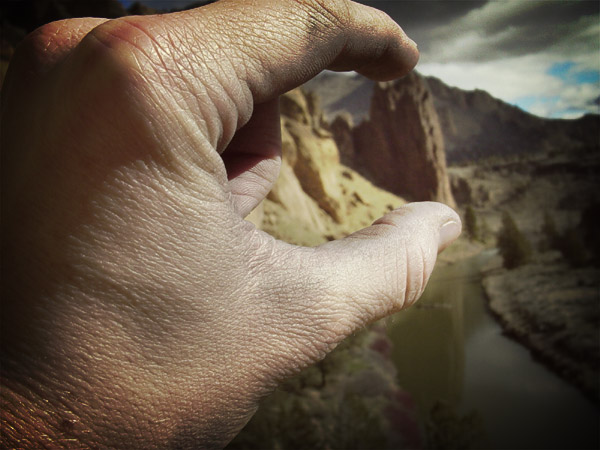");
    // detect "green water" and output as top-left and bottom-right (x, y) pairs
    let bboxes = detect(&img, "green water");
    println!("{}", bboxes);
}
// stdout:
(387, 251), (599, 449)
